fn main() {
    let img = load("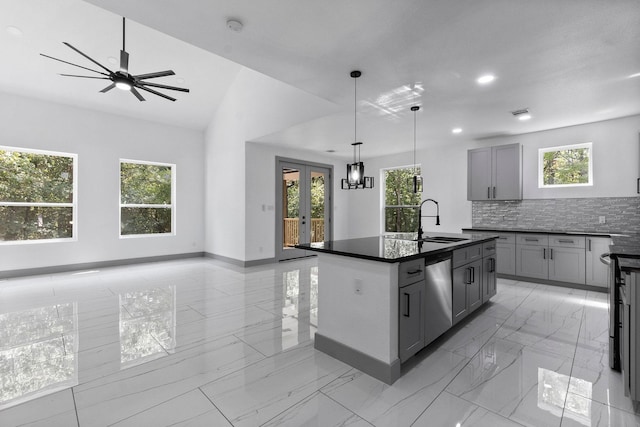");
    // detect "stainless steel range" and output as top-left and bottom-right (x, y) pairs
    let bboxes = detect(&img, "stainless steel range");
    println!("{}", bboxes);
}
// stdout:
(604, 253), (621, 370)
